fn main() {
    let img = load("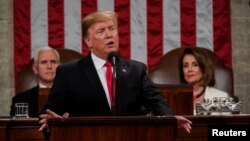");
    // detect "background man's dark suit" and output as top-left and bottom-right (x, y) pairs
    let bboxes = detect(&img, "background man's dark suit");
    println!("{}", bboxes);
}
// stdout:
(10, 85), (39, 117)
(43, 54), (173, 116)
